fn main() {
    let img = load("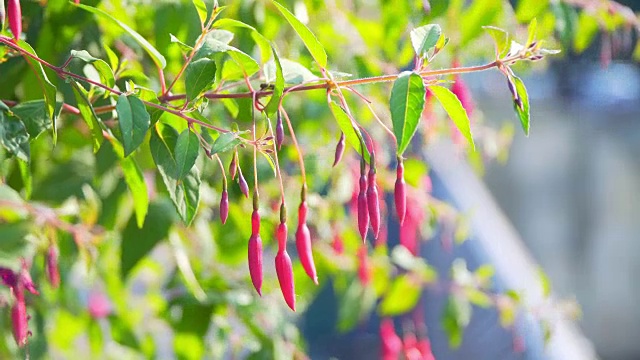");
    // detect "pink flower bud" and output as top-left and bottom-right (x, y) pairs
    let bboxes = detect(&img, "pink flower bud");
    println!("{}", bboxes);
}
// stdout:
(380, 318), (402, 360)
(238, 172), (249, 198)
(229, 156), (237, 180)
(332, 133), (345, 167)
(220, 190), (229, 224)
(7, 0), (21, 41)
(417, 338), (435, 360)
(46, 245), (60, 288)
(357, 174), (369, 241)
(11, 293), (28, 347)
(394, 161), (406, 224)
(248, 234), (263, 295)
(296, 222), (317, 284)
(367, 168), (380, 239)
(275, 249), (295, 311)
(251, 209), (260, 235)
(276, 222), (287, 251)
